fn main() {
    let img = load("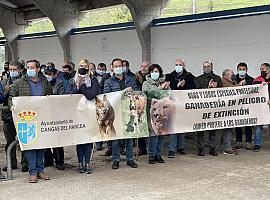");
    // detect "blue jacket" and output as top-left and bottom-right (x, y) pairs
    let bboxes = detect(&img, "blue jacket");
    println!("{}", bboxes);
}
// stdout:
(0, 82), (6, 103)
(103, 74), (138, 93)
